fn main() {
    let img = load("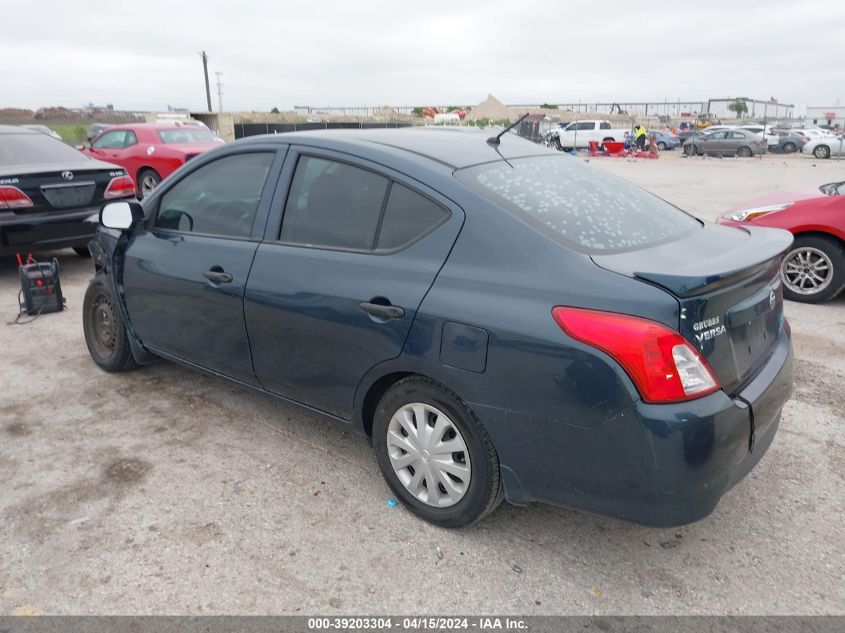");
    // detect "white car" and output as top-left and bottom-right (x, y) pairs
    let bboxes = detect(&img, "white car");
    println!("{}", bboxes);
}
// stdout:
(796, 128), (837, 141)
(802, 136), (845, 159)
